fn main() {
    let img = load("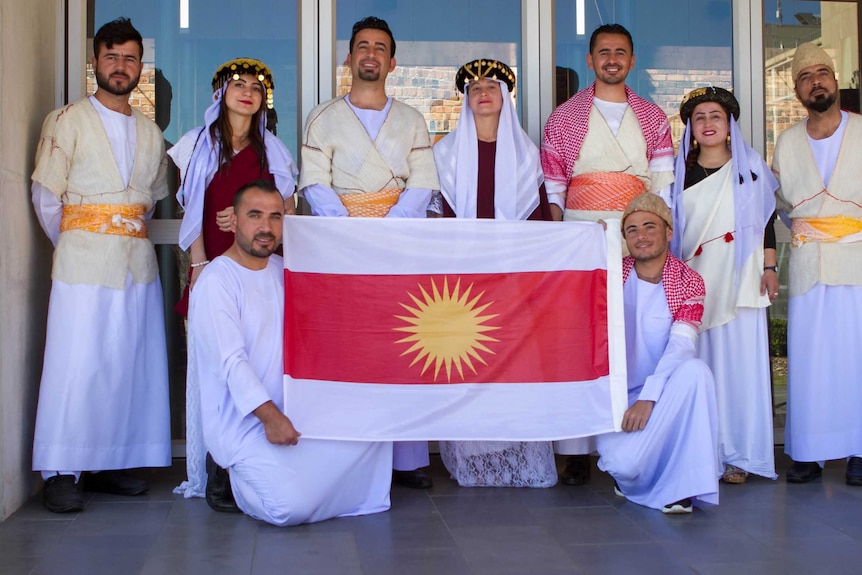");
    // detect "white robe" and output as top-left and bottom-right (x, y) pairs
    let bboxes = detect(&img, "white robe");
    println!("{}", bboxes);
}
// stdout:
(32, 97), (171, 474)
(190, 255), (392, 526)
(781, 116), (862, 461)
(680, 164), (776, 479)
(596, 275), (720, 511)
